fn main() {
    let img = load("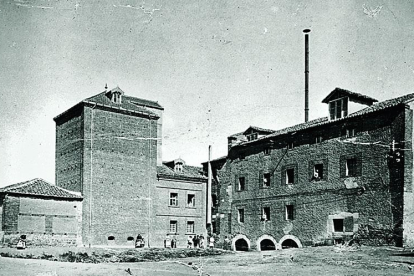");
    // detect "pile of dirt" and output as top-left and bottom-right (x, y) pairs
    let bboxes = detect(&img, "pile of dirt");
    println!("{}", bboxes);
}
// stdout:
(0, 248), (231, 264)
